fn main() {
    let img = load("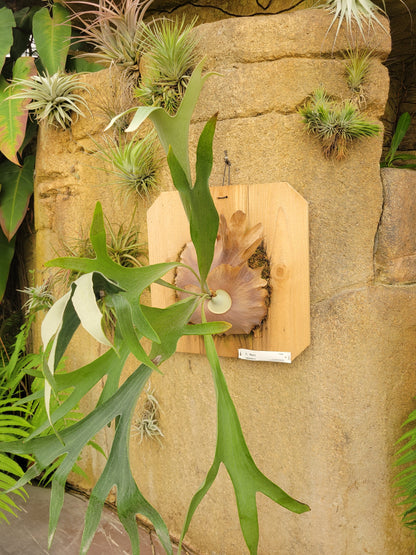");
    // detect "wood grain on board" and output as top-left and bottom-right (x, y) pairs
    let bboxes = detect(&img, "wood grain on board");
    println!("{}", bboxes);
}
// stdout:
(147, 183), (310, 361)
